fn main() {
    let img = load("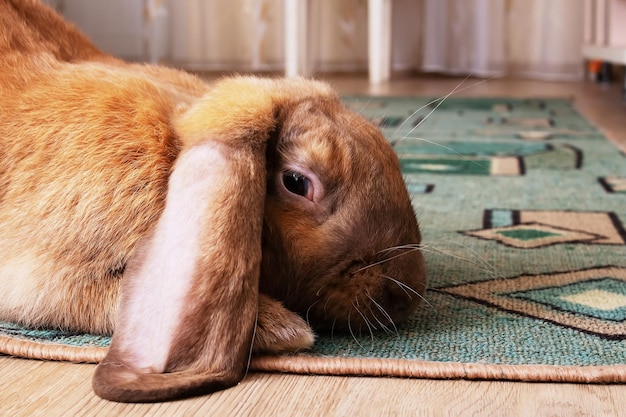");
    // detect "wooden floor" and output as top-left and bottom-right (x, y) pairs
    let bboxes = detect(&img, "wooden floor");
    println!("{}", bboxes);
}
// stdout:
(2, 75), (625, 416)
